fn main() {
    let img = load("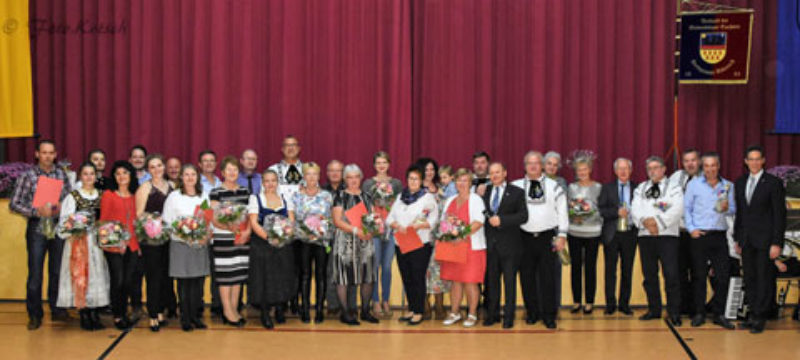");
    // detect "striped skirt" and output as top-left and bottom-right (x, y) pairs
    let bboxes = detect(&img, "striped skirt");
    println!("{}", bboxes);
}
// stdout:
(211, 232), (250, 285)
